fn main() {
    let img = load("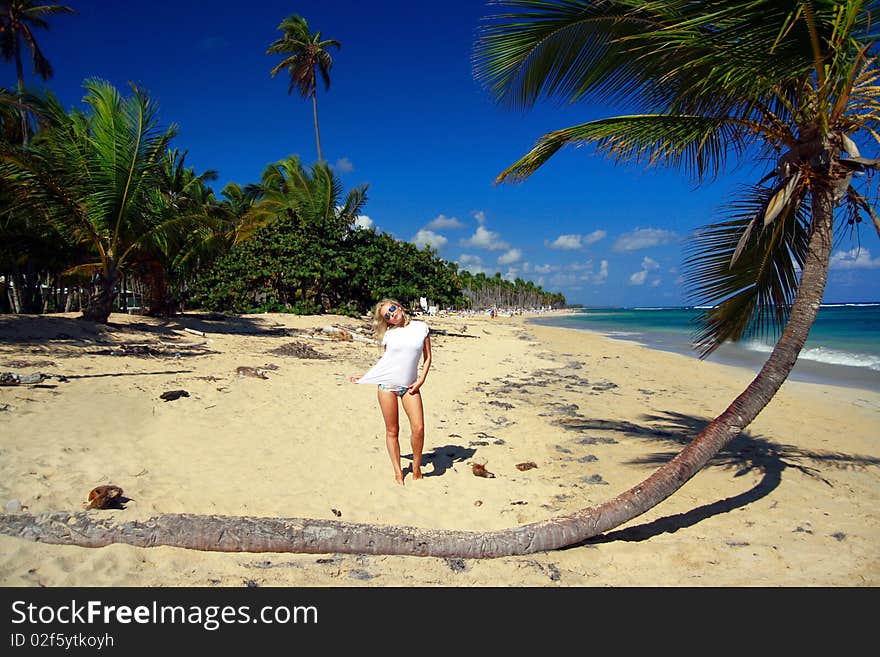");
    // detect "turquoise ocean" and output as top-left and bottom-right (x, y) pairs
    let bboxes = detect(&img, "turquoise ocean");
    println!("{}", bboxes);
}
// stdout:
(529, 303), (879, 392)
